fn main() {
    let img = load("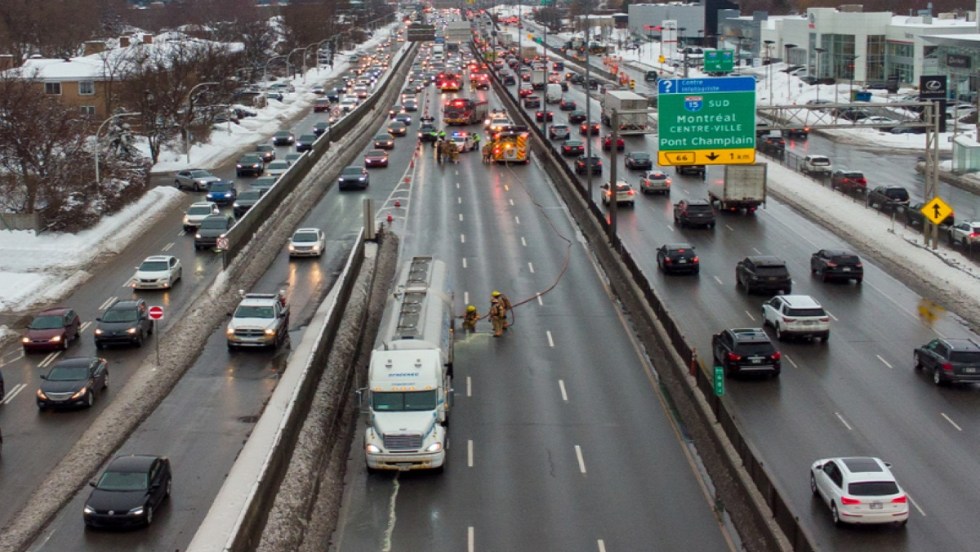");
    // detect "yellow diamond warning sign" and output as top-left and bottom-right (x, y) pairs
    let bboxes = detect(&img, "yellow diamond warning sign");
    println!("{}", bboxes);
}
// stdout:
(920, 196), (952, 226)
